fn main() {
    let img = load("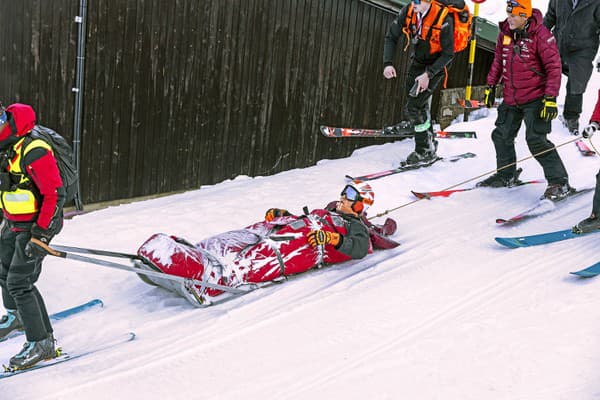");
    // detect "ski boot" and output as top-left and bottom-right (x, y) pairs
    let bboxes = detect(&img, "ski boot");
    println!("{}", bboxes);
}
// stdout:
(477, 168), (523, 188)
(0, 309), (23, 340)
(9, 333), (56, 370)
(573, 214), (600, 234)
(541, 182), (575, 201)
